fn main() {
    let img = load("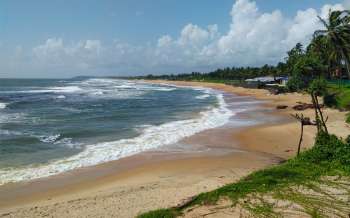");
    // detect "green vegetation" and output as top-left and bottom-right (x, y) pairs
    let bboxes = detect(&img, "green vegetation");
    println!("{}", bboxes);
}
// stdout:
(314, 10), (350, 78)
(138, 132), (350, 217)
(325, 83), (350, 110)
(138, 209), (178, 218)
(346, 113), (350, 124)
(131, 64), (285, 83)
